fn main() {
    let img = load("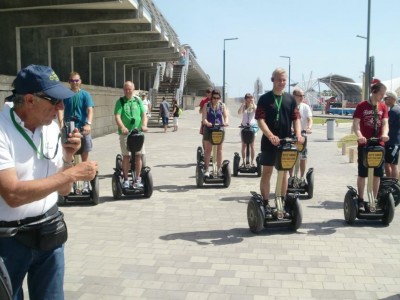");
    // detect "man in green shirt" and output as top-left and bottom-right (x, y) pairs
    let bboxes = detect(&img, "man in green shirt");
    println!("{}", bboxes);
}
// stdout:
(114, 81), (148, 188)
